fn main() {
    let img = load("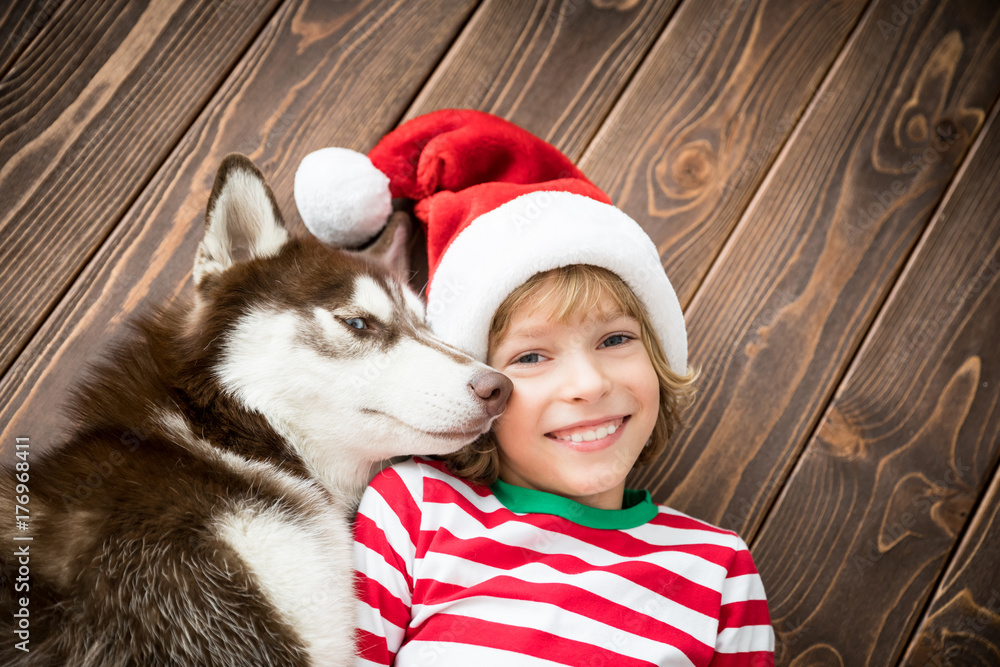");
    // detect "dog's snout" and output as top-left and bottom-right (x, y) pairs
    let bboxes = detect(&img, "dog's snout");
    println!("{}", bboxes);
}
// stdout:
(469, 371), (513, 418)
